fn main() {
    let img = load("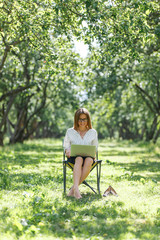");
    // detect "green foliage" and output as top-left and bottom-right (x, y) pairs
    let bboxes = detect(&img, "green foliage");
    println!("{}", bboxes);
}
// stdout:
(0, 138), (160, 239)
(0, 0), (160, 145)
(81, 20), (160, 141)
